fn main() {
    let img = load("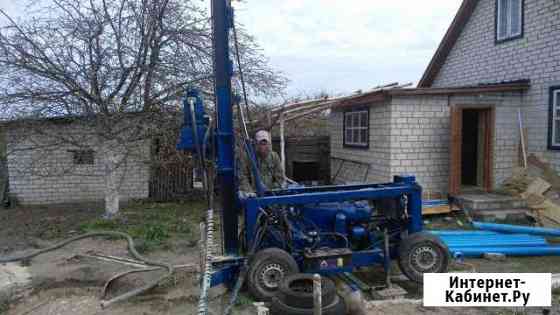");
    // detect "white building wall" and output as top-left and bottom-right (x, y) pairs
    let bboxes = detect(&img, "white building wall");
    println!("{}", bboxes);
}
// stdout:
(431, 0), (560, 169)
(6, 123), (150, 205)
(389, 96), (451, 194)
(329, 102), (392, 184)
(328, 92), (524, 194)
